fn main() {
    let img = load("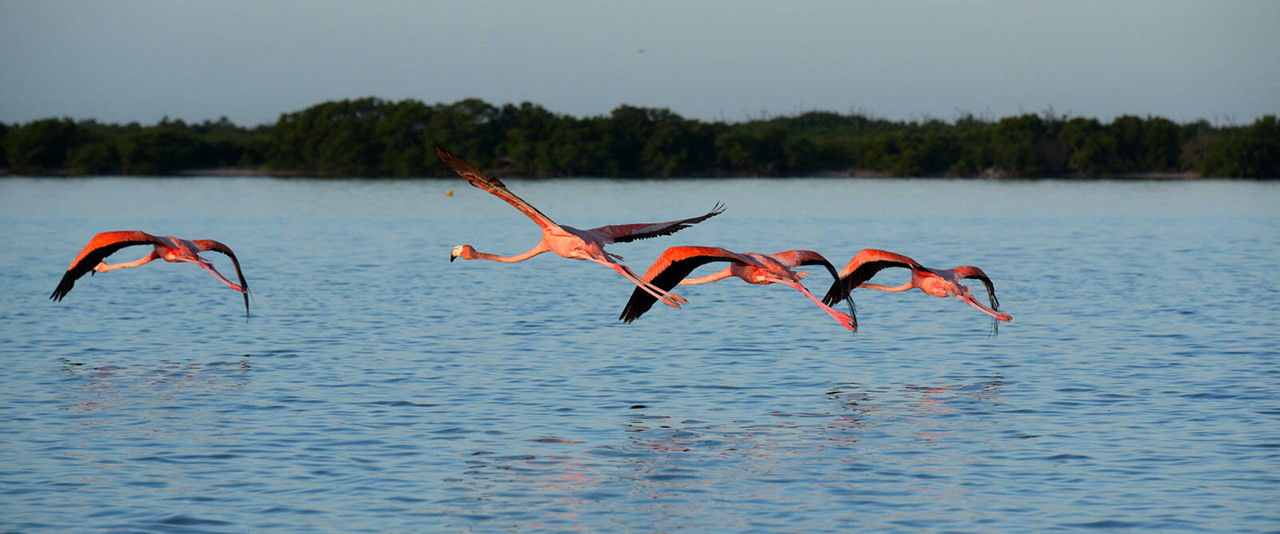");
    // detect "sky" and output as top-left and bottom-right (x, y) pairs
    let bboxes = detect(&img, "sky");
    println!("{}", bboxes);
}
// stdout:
(2, 0), (1277, 127)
